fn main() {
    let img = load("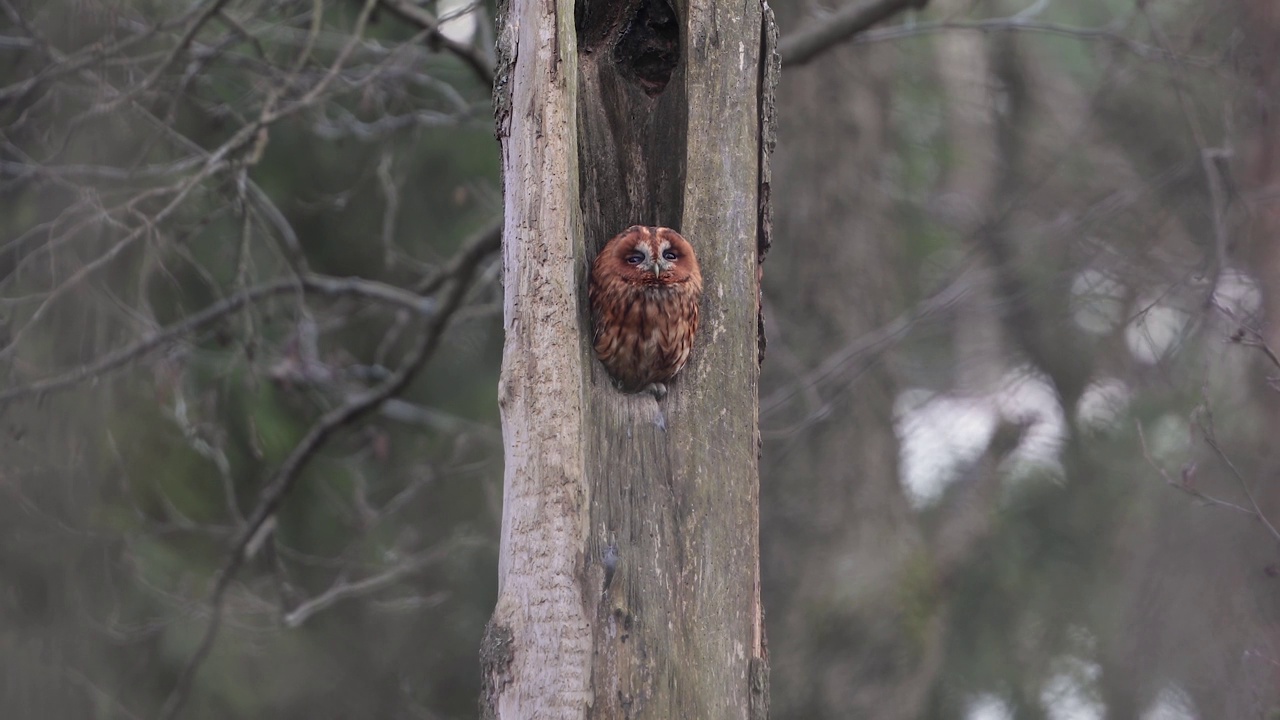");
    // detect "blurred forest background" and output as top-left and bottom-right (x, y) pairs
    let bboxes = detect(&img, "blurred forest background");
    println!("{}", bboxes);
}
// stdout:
(2, 0), (1279, 718)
